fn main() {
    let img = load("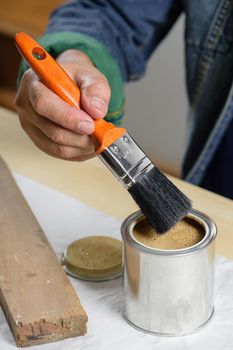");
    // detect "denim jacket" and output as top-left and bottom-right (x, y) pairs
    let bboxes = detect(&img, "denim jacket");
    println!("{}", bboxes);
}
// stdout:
(19, 0), (233, 198)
